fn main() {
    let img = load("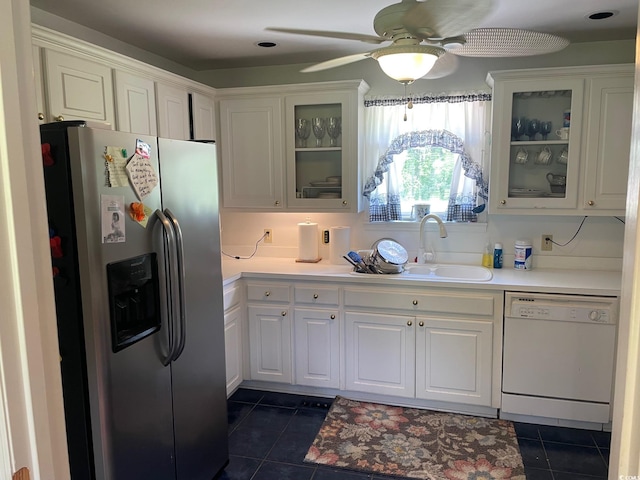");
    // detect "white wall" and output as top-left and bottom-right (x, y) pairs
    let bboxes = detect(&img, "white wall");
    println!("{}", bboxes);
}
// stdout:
(220, 210), (625, 270)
